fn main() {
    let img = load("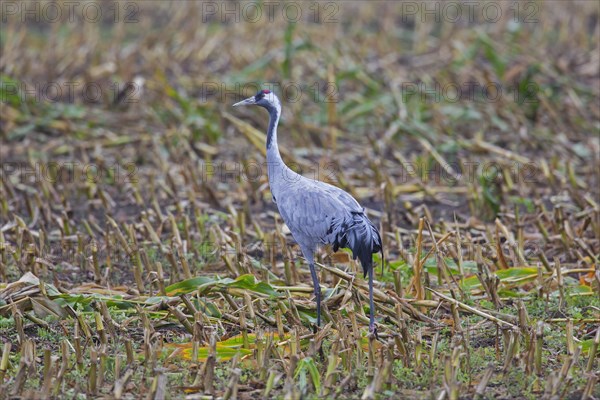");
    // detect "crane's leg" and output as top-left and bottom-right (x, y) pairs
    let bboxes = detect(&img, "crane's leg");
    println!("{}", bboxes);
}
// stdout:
(368, 265), (377, 338)
(299, 245), (321, 330)
(309, 261), (321, 328)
